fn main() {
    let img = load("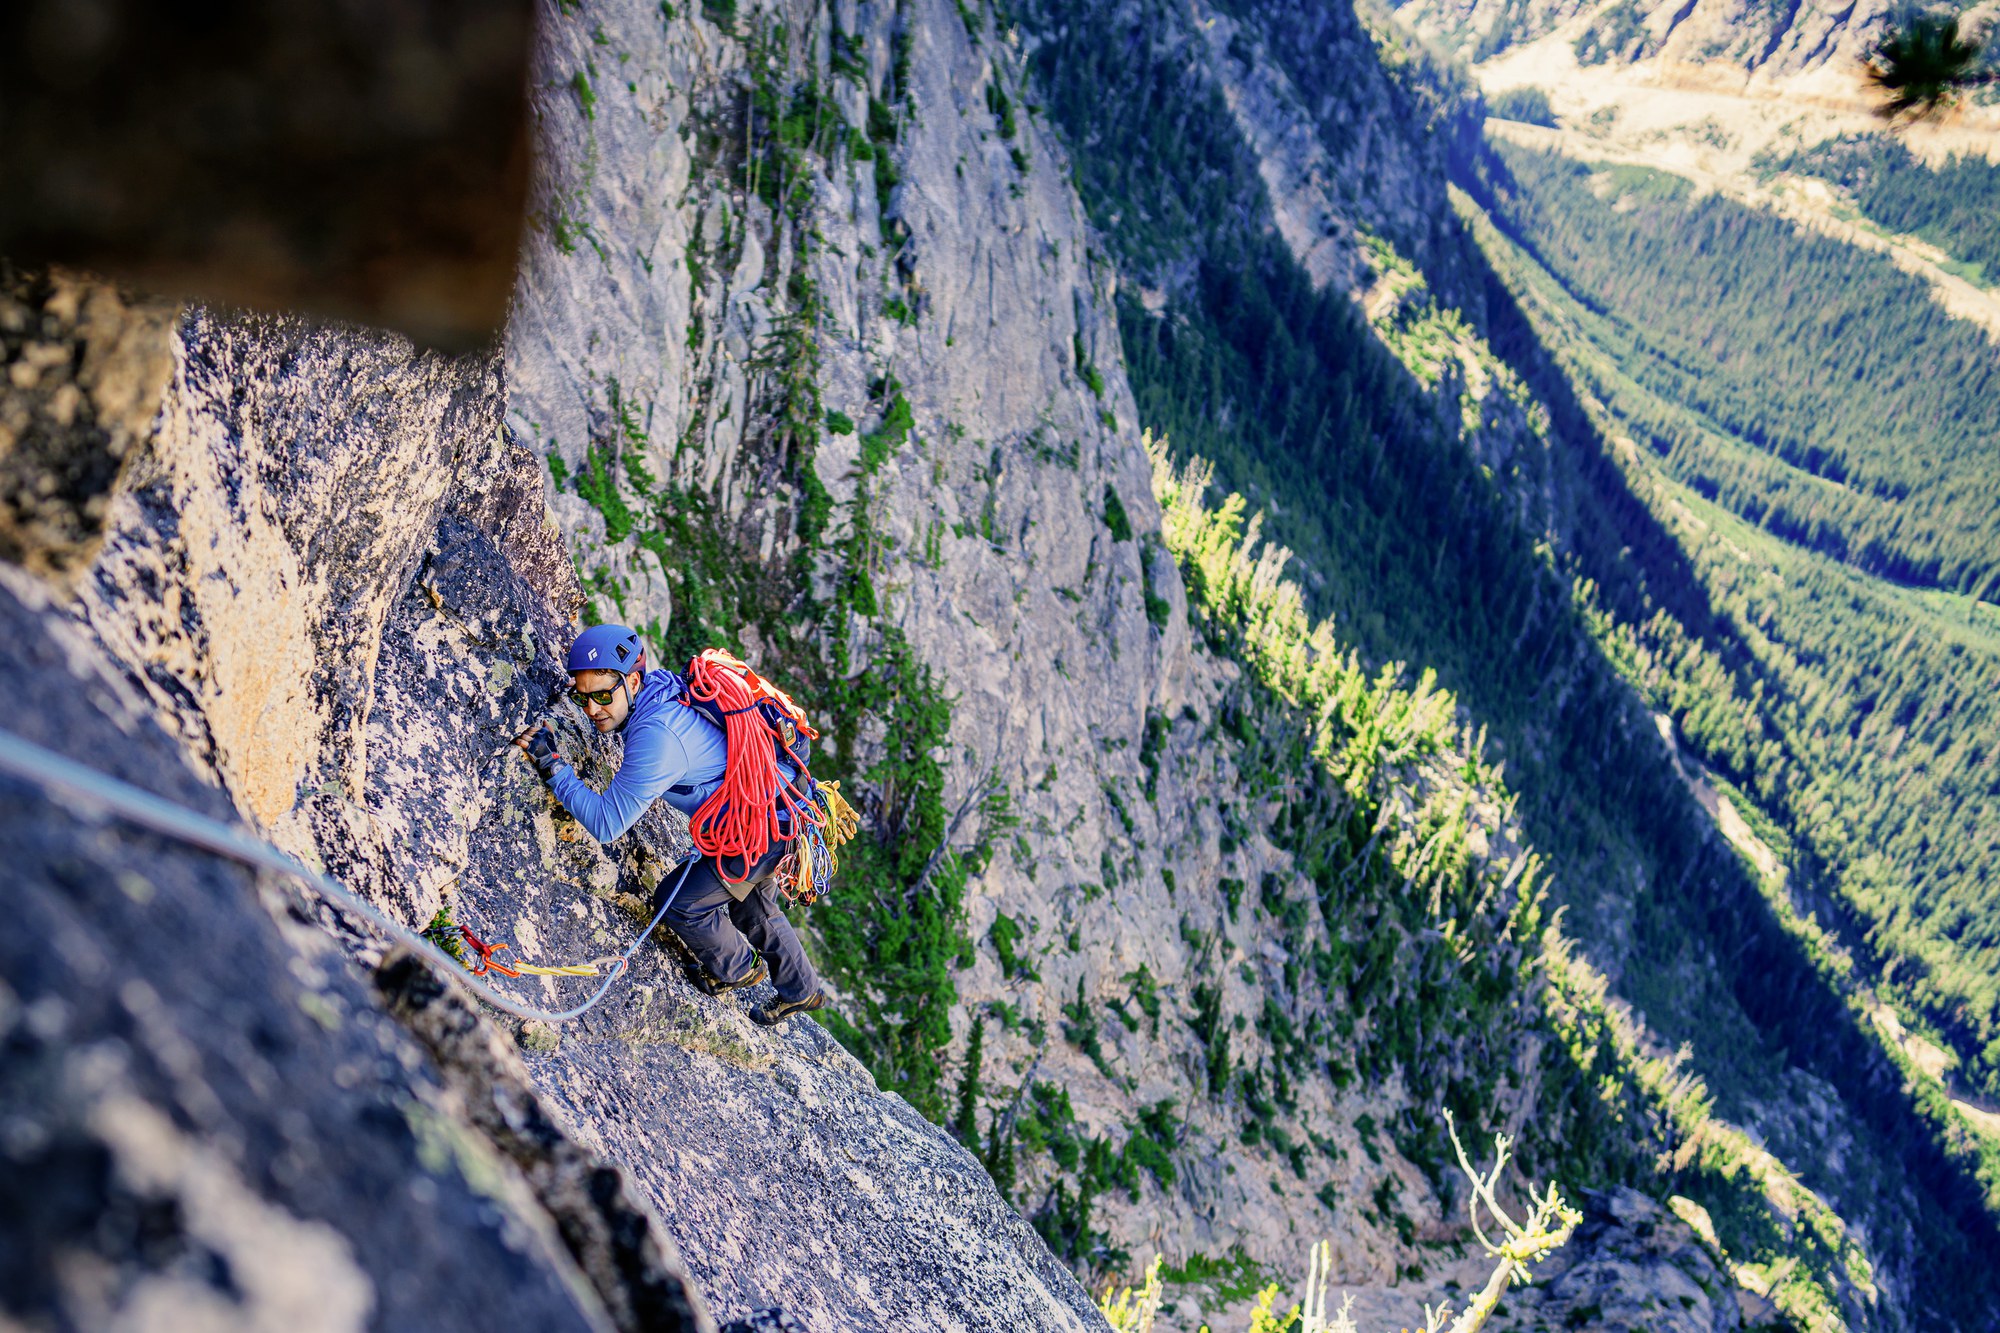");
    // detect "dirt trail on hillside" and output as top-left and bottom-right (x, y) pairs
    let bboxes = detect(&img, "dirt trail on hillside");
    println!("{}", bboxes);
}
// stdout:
(1471, 14), (2000, 340)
